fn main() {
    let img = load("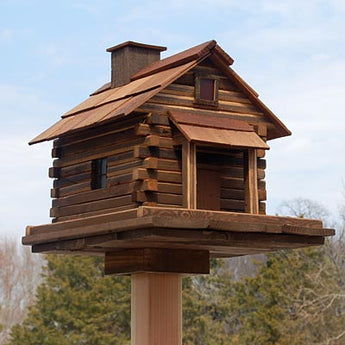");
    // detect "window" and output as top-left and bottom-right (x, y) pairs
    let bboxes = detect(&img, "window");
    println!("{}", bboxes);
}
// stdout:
(91, 158), (107, 189)
(195, 76), (219, 106)
(200, 78), (216, 101)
